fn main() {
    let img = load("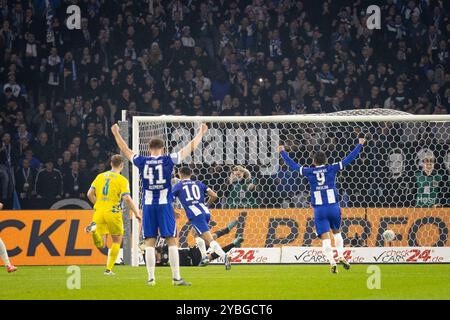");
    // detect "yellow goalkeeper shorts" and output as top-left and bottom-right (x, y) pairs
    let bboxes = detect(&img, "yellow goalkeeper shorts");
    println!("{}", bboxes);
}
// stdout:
(92, 210), (124, 236)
